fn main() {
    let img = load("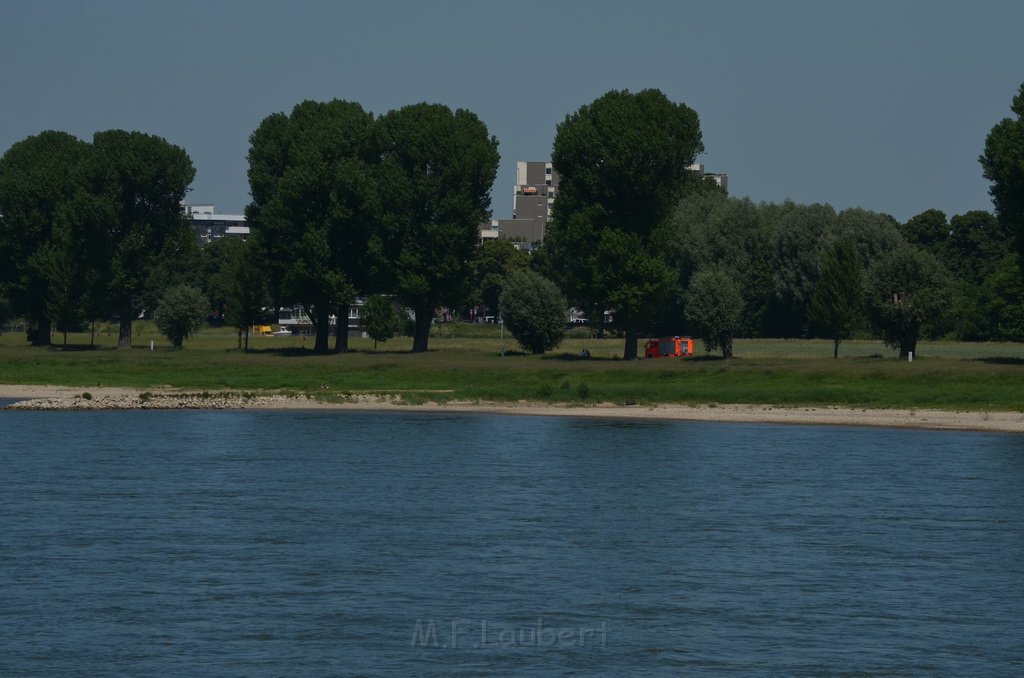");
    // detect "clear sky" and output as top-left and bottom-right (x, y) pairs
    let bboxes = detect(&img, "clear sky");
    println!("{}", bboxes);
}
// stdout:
(2, 0), (1021, 223)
